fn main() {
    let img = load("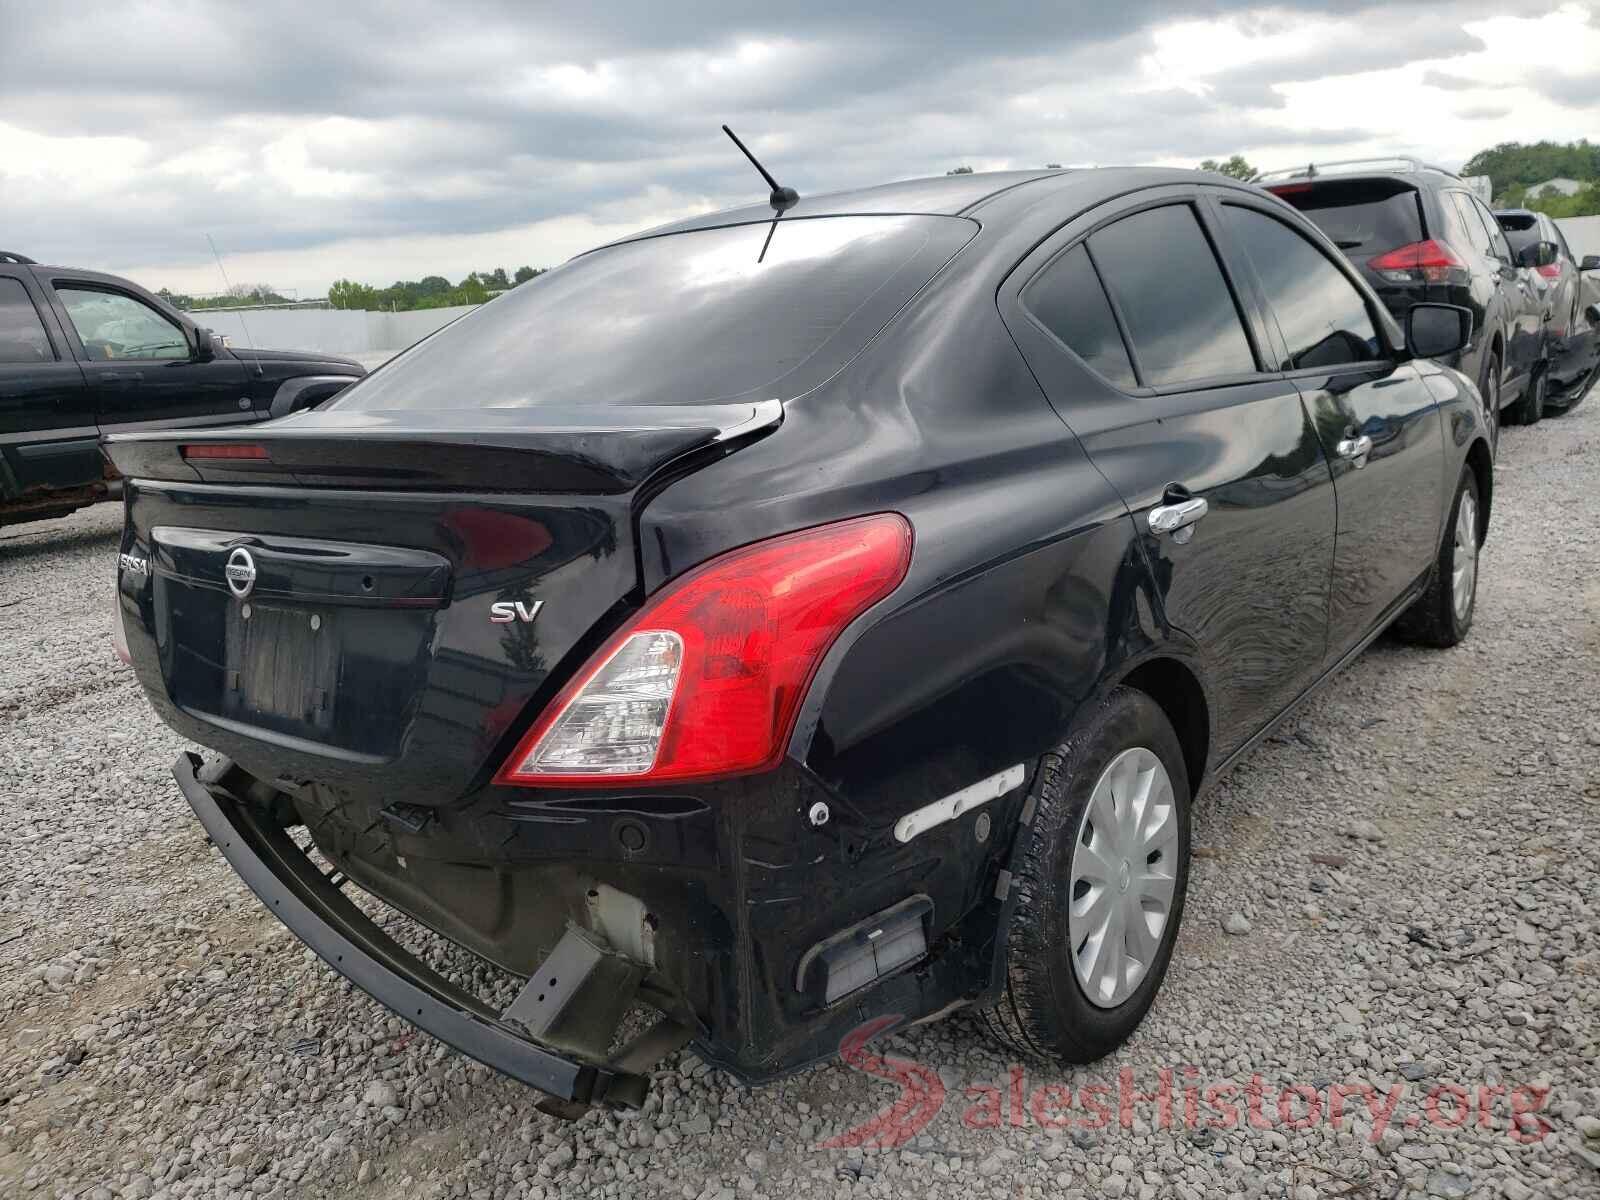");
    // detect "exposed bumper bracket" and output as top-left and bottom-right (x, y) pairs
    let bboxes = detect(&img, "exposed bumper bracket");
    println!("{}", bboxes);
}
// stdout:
(173, 752), (664, 1111)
